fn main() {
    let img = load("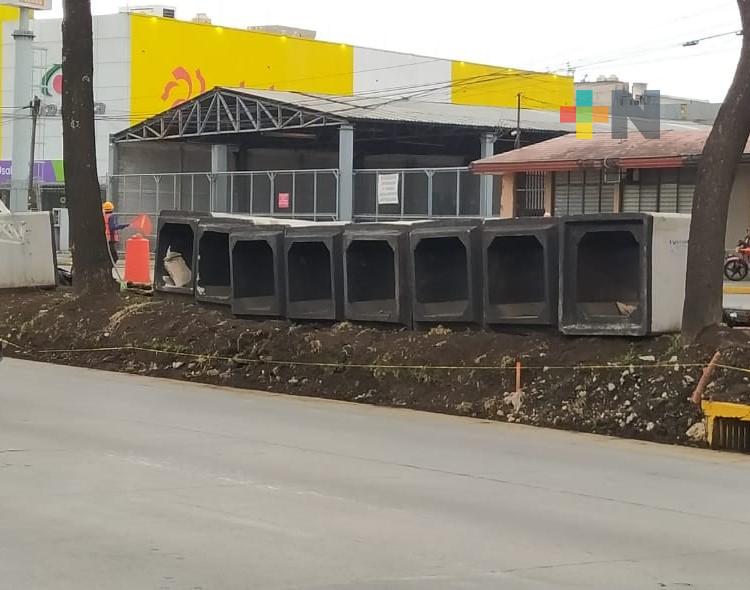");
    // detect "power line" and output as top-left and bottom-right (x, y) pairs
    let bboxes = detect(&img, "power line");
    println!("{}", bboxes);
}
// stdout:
(2, 19), (745, 128)
(94, 23), (745, 123)
(558, 29), (740, 74)
(683, 29), (742, 46)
